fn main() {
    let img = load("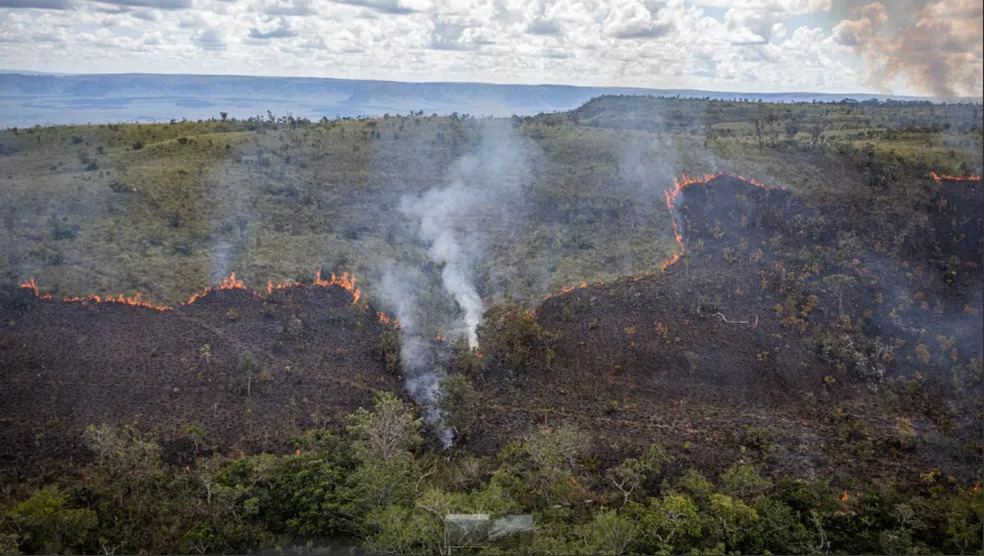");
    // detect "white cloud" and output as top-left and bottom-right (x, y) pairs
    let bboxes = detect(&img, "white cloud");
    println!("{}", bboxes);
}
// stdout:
(0, 0), (975, 96)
